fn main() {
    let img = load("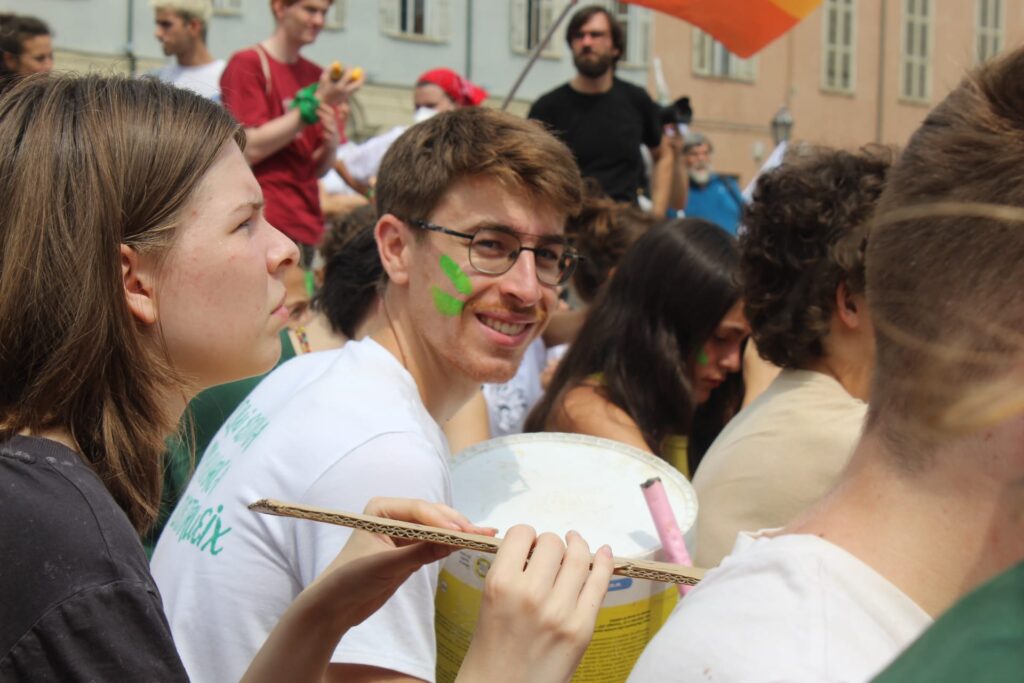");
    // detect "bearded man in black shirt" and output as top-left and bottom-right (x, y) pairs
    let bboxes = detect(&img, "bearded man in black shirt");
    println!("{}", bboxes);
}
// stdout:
(529, 4), (684, 214)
